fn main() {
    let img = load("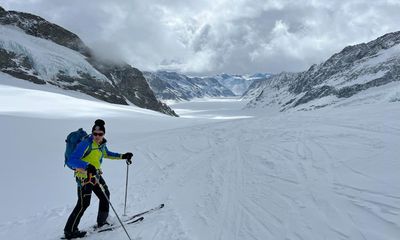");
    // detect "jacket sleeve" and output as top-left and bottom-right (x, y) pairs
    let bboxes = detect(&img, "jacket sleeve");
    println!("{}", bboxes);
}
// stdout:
(69, 140), (90, 169)
(103, 146), (122, 160)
